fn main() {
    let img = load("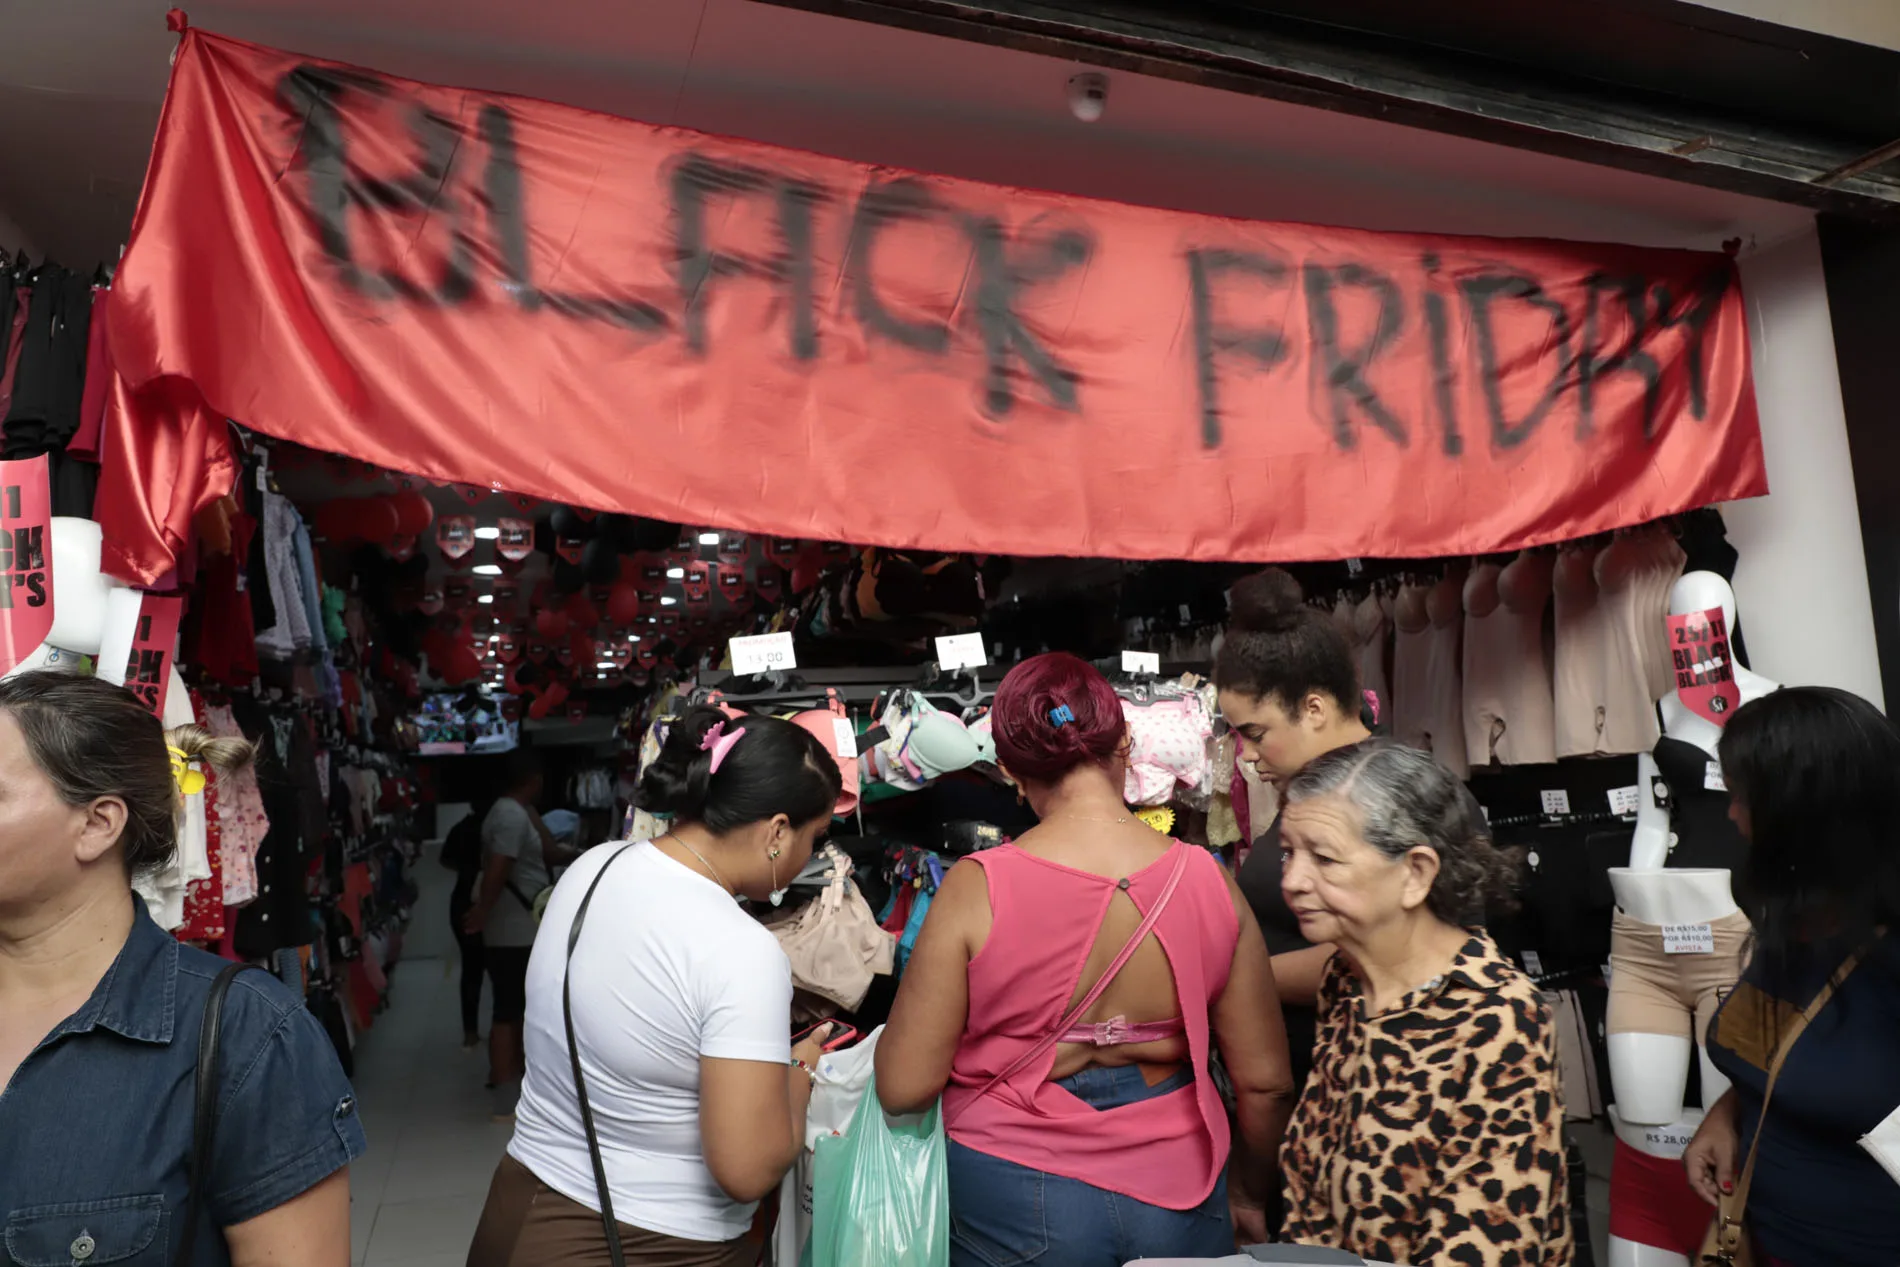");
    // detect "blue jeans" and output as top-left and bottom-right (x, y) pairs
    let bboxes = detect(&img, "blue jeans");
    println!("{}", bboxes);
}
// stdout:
(948, 1066), (1233, 1267)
